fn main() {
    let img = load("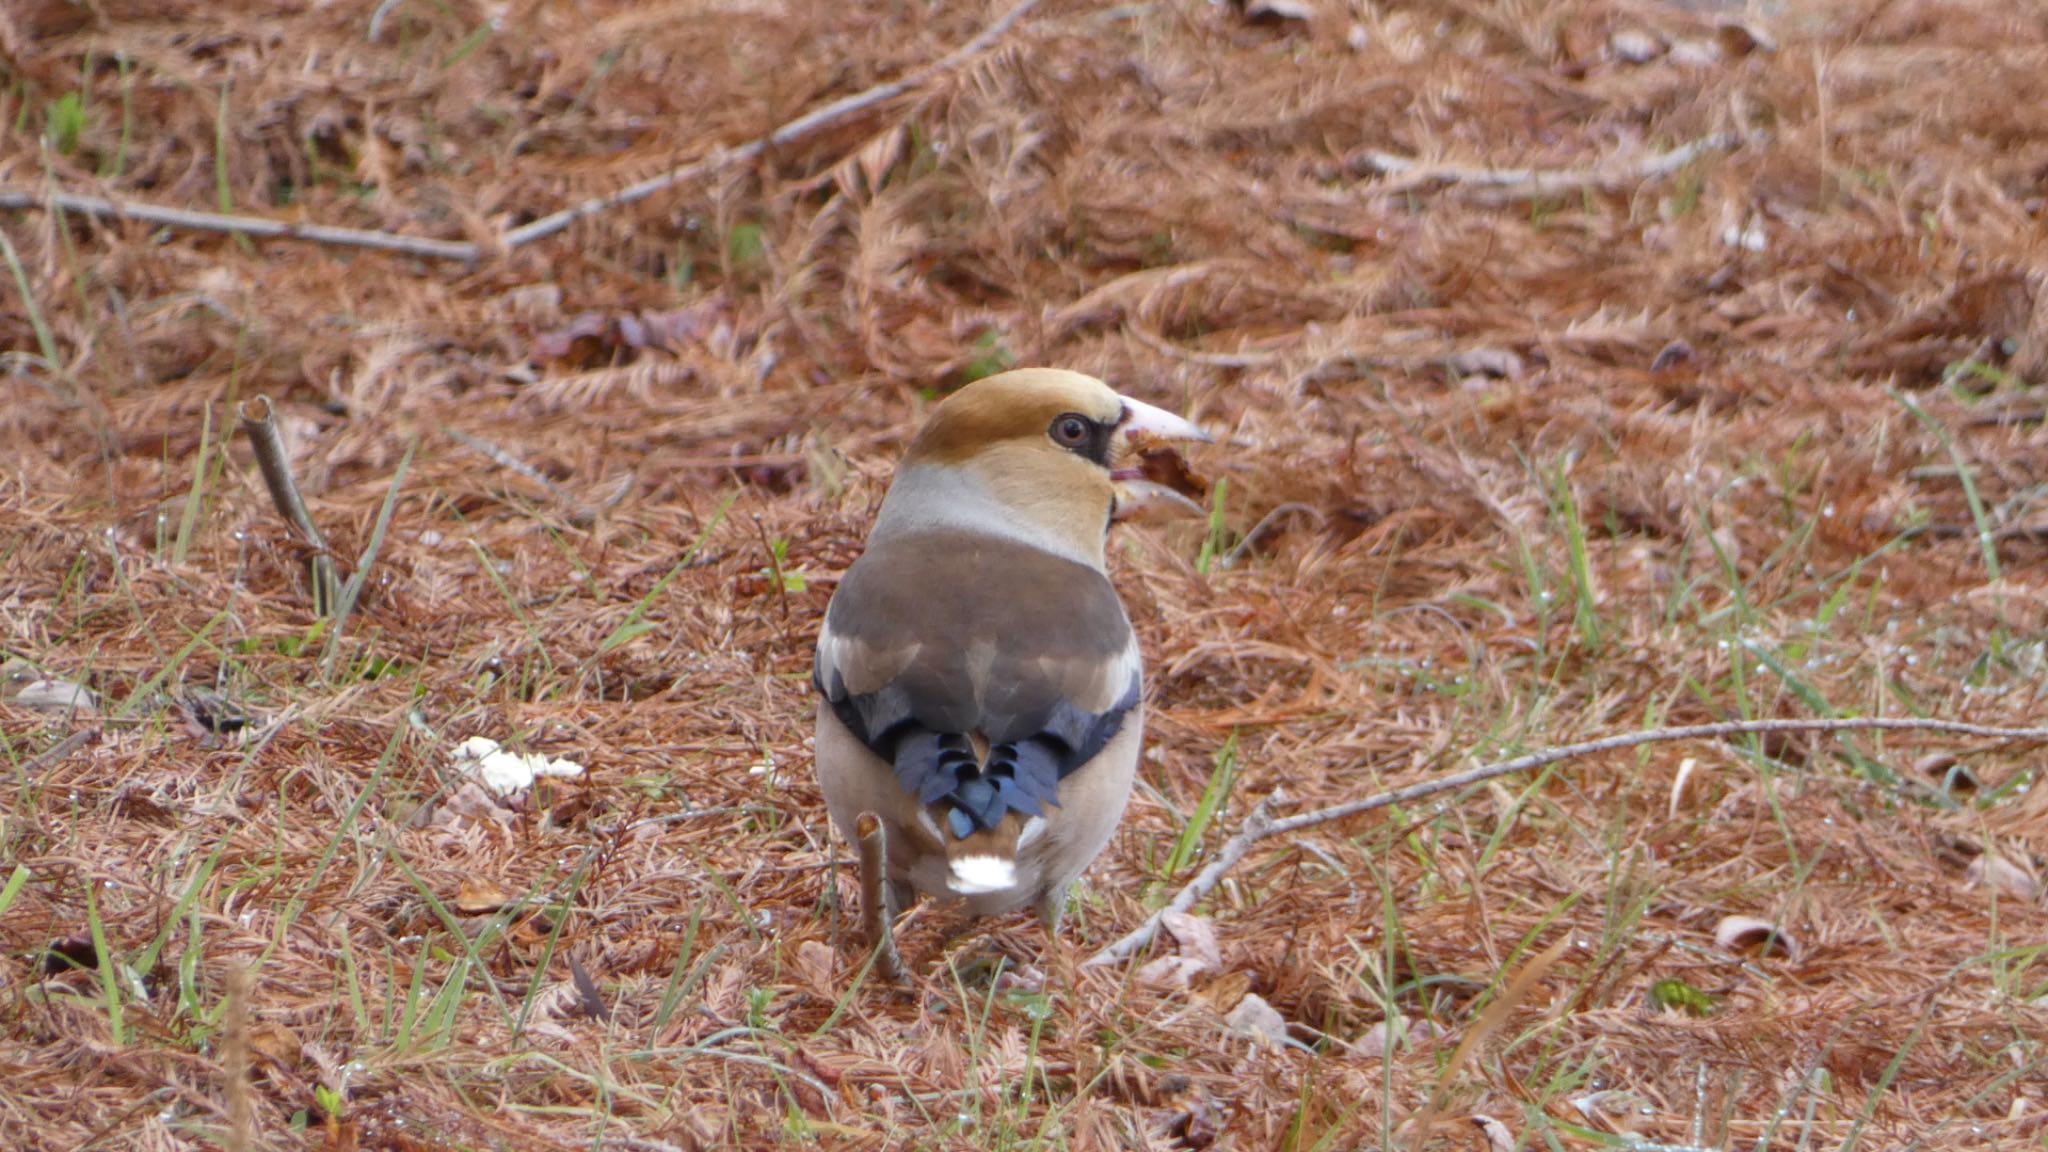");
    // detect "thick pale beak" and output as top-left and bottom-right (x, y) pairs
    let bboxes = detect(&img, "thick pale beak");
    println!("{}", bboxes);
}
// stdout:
(1115, 395), (1212, 449)
(1110, 394), (1211, 522)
